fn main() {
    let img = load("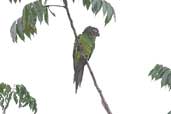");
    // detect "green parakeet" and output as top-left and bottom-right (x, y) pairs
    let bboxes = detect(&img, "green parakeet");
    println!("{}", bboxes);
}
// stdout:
(73, 26), (100, 93)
